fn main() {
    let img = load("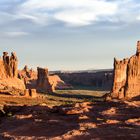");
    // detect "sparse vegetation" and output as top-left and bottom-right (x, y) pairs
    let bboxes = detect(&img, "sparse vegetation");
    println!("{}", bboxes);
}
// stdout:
(0, 89), (107, 107)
